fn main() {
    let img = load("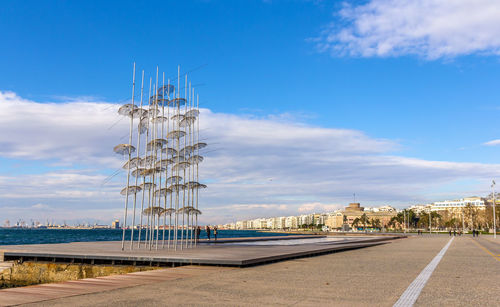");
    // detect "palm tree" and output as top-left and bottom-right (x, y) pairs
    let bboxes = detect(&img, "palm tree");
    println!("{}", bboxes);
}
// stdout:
(352, 217), (360, 230)
(360, 213), (370, 231)
(372, 218), (381, 230)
